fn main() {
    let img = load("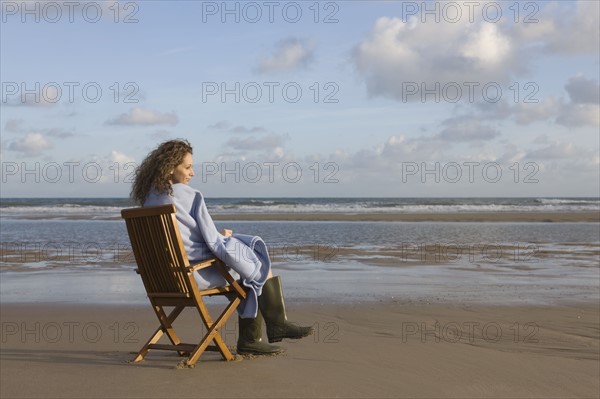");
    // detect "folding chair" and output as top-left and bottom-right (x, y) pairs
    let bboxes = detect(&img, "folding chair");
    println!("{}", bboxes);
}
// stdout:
(121, 204), (246, 367)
